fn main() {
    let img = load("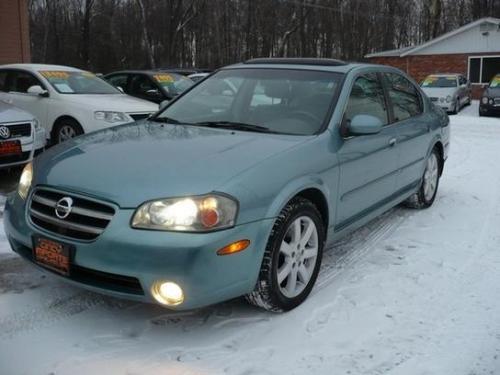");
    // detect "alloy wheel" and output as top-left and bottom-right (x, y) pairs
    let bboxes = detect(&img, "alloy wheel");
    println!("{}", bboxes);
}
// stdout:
(58, 125), (77, 142)
(423, 153), (439, 201)
(277, 216), (319, 298)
